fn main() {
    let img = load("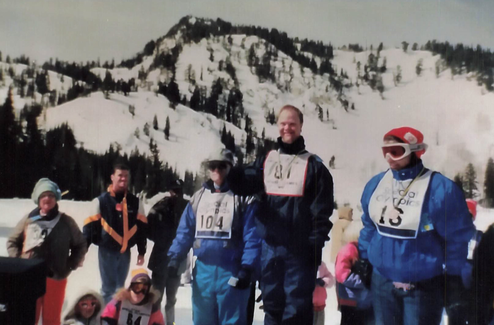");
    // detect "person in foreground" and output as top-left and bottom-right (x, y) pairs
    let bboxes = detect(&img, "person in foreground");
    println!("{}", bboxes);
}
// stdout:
(83, 163), (148, 304)
(147, 179), (188, 324)
(167, 149), (261, 325)
(357, 127), (475, 325)
(228, 105), (334, 324)
(63, 290), (104, 325)
(101, 268), (165, 325)
(7, 178), (87, 325)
